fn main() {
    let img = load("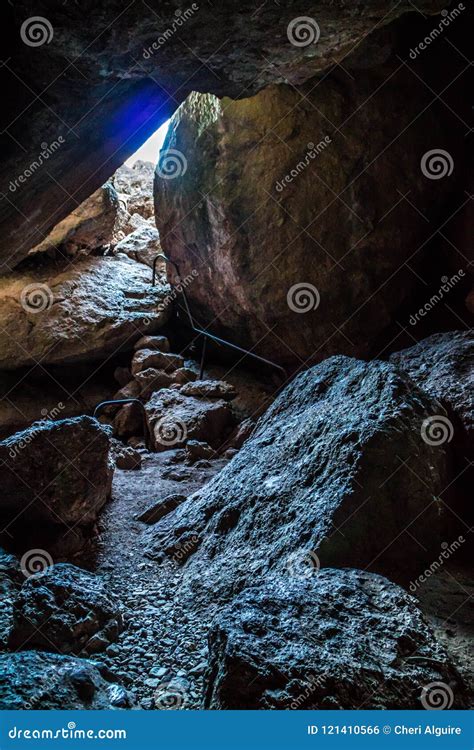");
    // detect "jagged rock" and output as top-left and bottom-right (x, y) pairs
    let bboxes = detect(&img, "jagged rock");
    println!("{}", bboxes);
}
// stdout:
(180, 380), (237, 401)
(112, 161), (155, 221)
(110, 439), (142, 471)
(145, 389), (233, 452)
(134, 368), (174, 399)
(390, 331), (473, 462)
(113, 402), (144, 439)
(114, 224), (161, 268)
(0, 651), (133, 709)
(0, 255), (170, 370)
(0, 548), (21, 648)
(29, 183), (122, 257)
(0, 416), (113, 527)
(134, 335), (170, 353)
(136, 494), (187, 525)
(227, 418), (255, 450)
(186, 440), (215, 462)
(131, 349), (184, 376)
(9, 563), (122, 655)
(172, 367), (198, 385)
(113, 380), (142, 401)
(204, 570), (468, 709)
(155, 61), (460, 366)
(145, 357), (449, 598)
